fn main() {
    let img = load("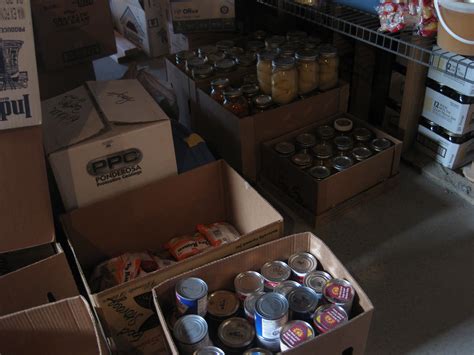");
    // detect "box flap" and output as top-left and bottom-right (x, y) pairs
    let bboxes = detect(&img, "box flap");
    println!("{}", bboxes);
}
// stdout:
(87, 80), (167, 124)
(0, 296), (103, 355)
(42, 86), (105, 154)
